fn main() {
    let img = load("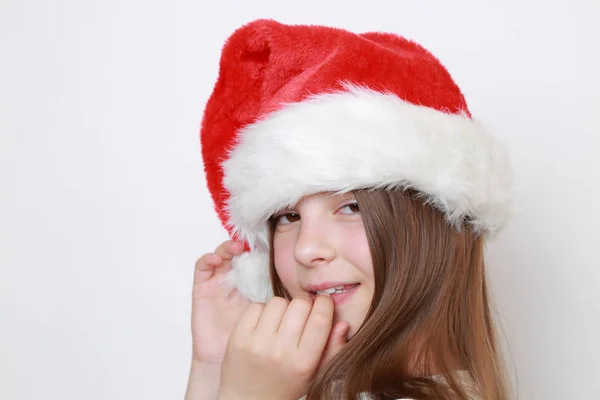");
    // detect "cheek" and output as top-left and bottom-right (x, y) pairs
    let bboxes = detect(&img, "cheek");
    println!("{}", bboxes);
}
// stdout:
(342, 226), (374, 281)
(273, 234), (298, 292)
